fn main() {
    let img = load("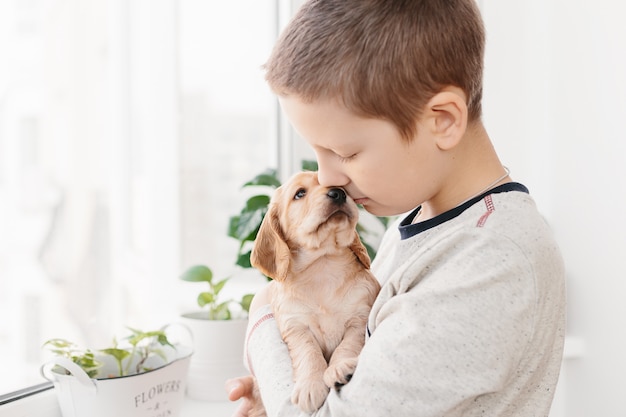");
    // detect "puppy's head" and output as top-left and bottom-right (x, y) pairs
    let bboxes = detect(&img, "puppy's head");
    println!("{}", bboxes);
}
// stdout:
(250, 171), (370, 281)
